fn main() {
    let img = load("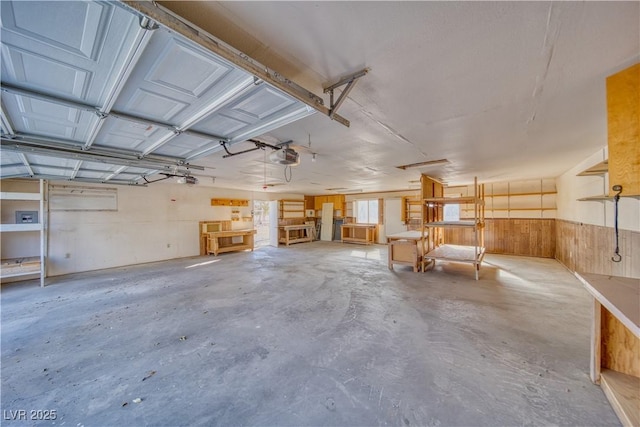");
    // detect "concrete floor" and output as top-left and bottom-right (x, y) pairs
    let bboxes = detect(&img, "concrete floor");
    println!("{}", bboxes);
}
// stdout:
(1, 242), (620, 426)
